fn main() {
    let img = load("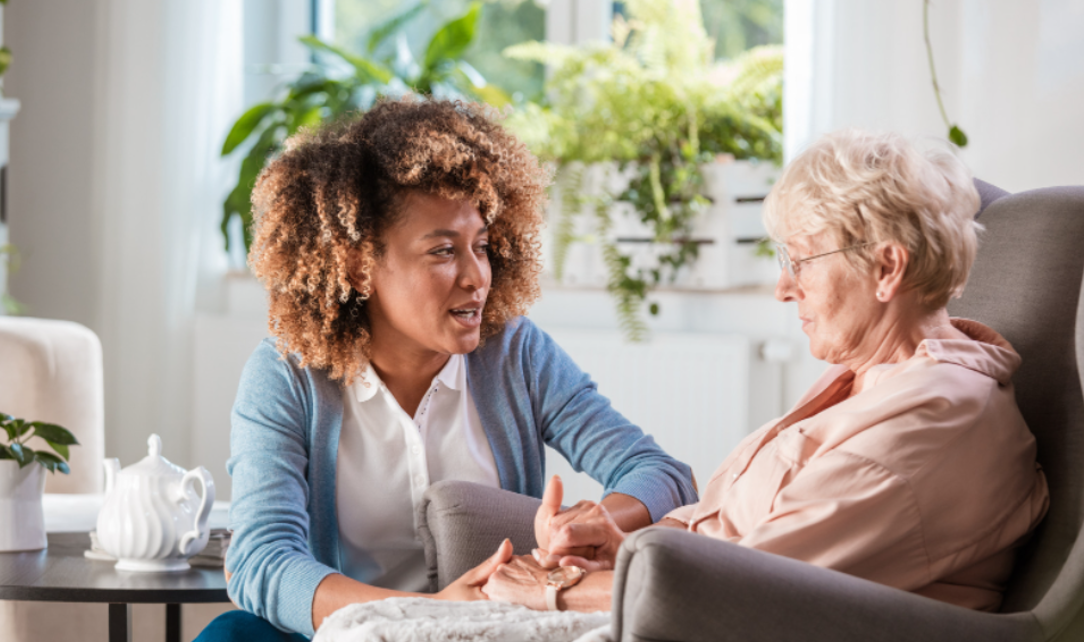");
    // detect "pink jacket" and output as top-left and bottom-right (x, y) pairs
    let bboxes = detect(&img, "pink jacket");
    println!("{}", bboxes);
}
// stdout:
(666, 319), (1049, 611)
